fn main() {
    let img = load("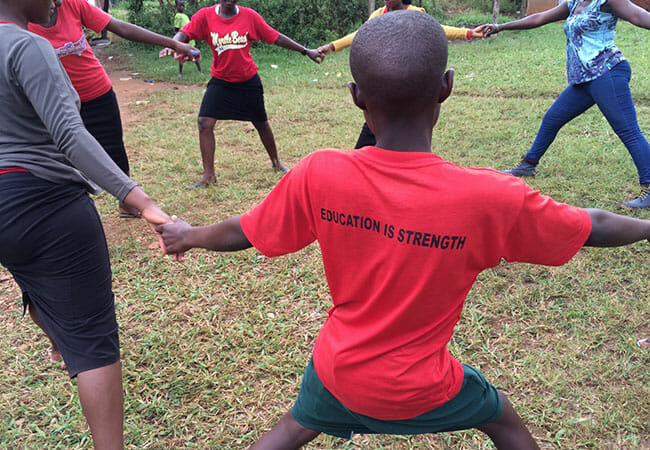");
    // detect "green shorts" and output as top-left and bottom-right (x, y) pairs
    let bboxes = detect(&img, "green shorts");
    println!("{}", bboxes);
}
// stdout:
(291, 359), (503, 439)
